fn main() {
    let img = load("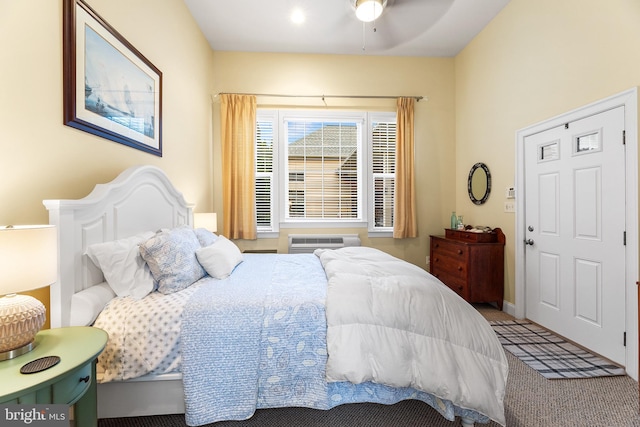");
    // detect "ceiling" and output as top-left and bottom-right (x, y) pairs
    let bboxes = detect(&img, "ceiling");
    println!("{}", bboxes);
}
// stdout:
(183, 0), (511, 57)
